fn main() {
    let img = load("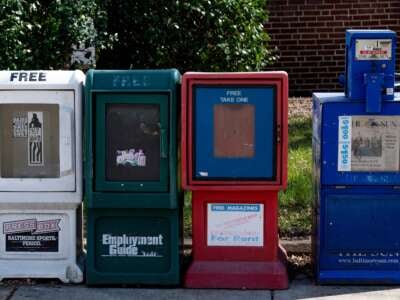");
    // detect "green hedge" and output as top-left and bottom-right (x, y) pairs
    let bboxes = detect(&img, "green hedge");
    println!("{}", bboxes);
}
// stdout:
(0, 0), (104, 70)
(96, 0), (275, 71)
(0, 0), (274, 71)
